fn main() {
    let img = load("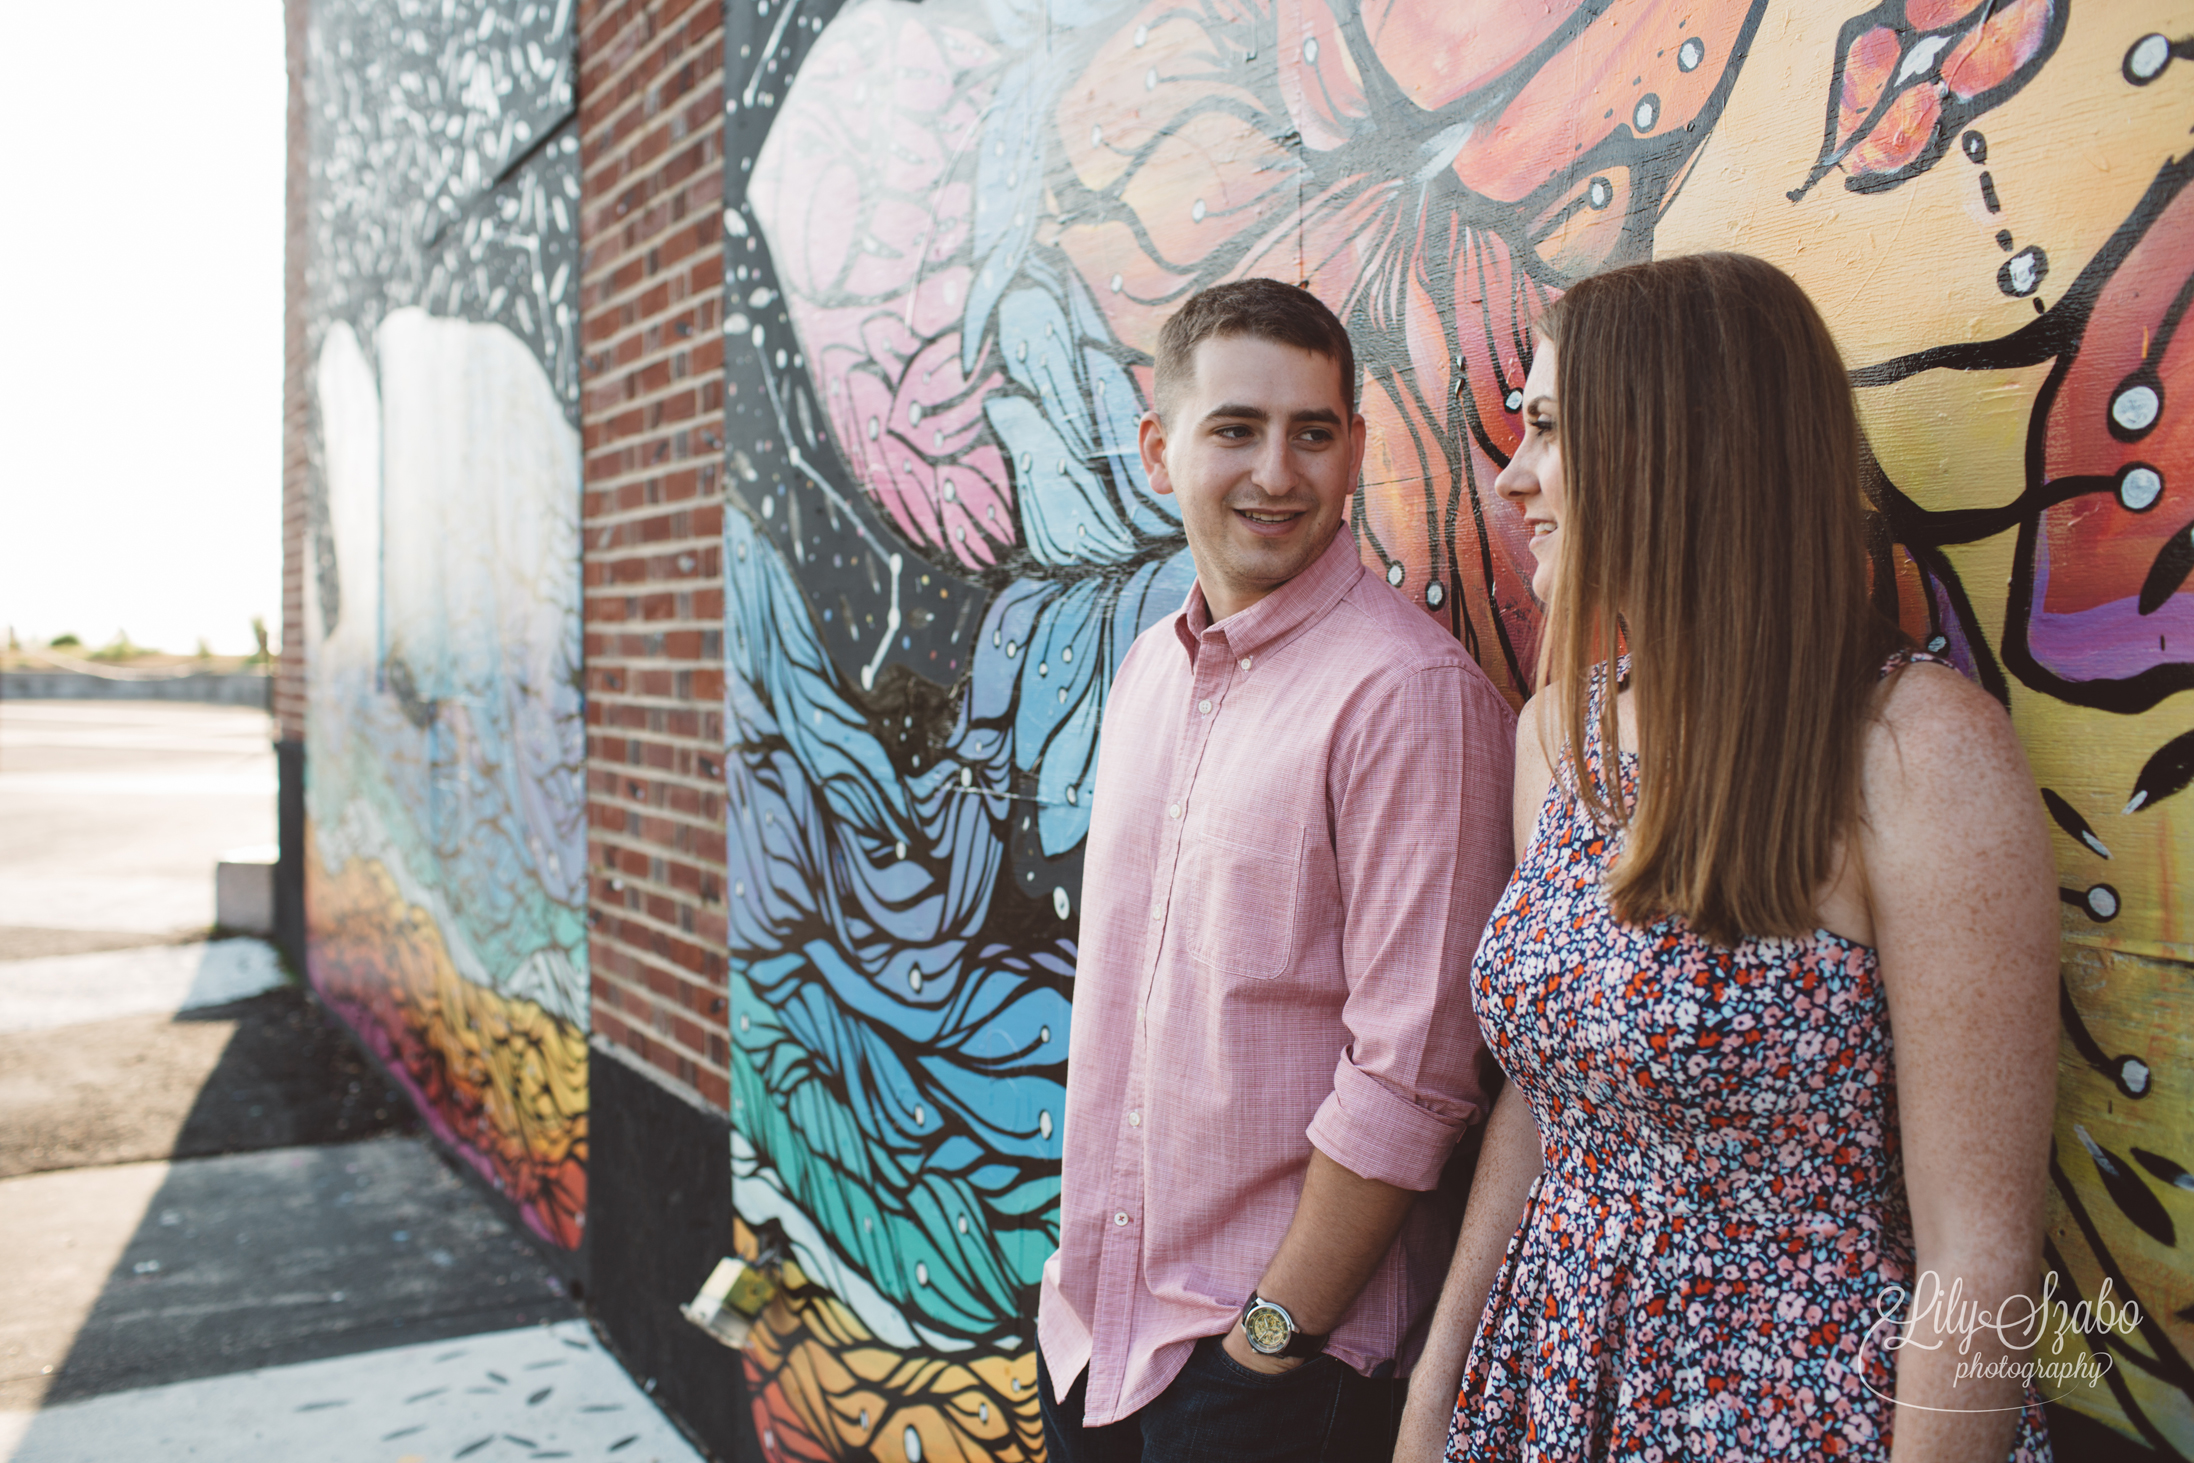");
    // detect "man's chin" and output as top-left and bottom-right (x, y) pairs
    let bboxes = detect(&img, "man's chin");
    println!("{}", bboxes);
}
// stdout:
(1204, 526), (1339, 591)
